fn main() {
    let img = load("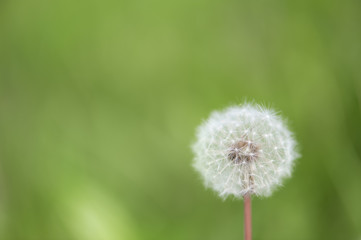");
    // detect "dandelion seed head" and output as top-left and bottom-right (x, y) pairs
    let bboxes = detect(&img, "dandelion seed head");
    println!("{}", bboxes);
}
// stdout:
(192, 103), (299, 199)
